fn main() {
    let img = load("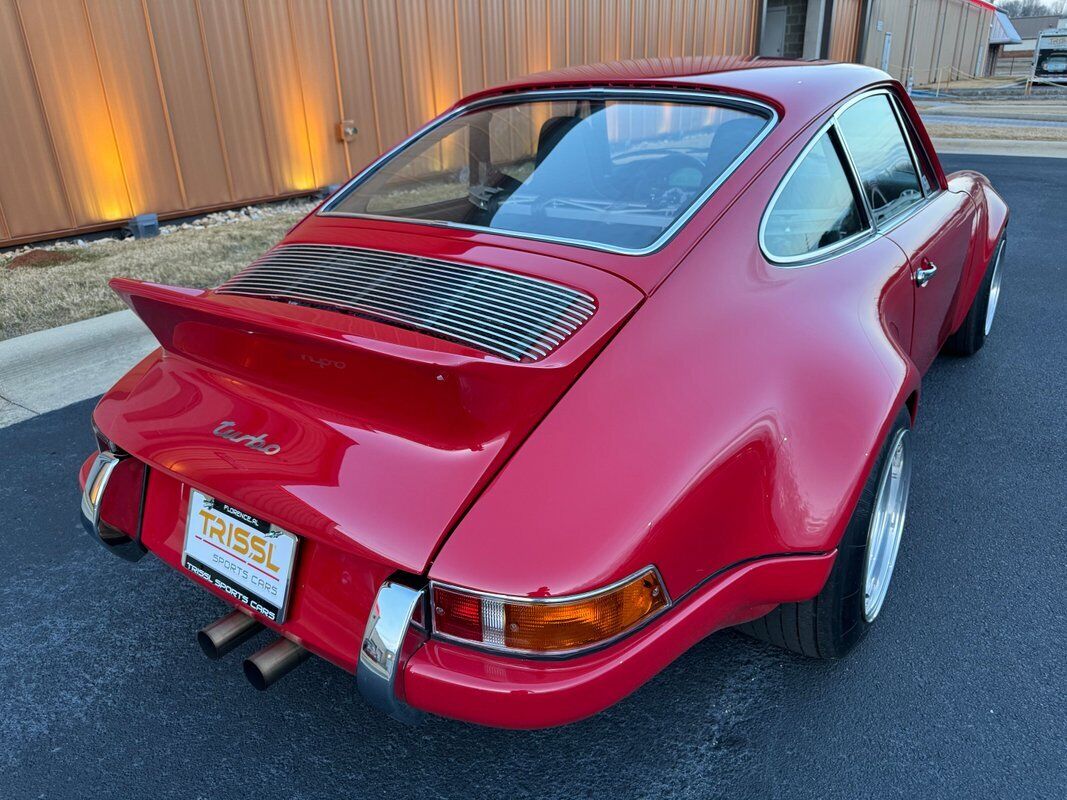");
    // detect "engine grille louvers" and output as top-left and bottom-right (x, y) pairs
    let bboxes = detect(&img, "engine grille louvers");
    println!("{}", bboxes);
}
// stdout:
(216, 244), (596, 362)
